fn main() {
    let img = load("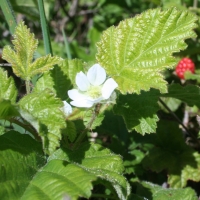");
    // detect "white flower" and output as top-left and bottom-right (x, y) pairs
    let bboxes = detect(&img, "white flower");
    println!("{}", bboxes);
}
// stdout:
(68, 64), (118, 108)
(60, 101), (72, 116)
